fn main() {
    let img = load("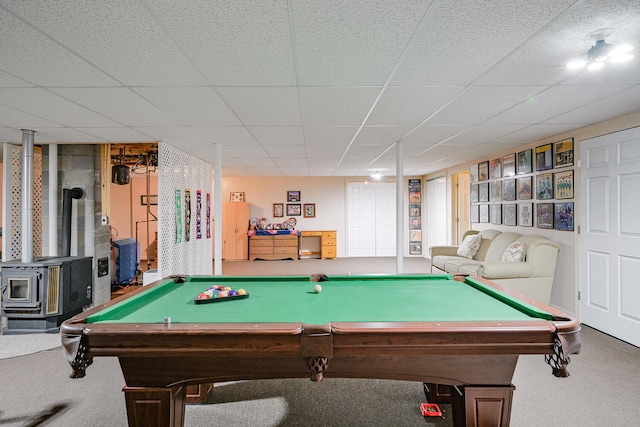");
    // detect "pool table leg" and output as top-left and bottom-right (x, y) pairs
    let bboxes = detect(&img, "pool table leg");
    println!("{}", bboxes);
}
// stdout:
(450, 385), (515, 427)
(123, 385), (186, 427)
